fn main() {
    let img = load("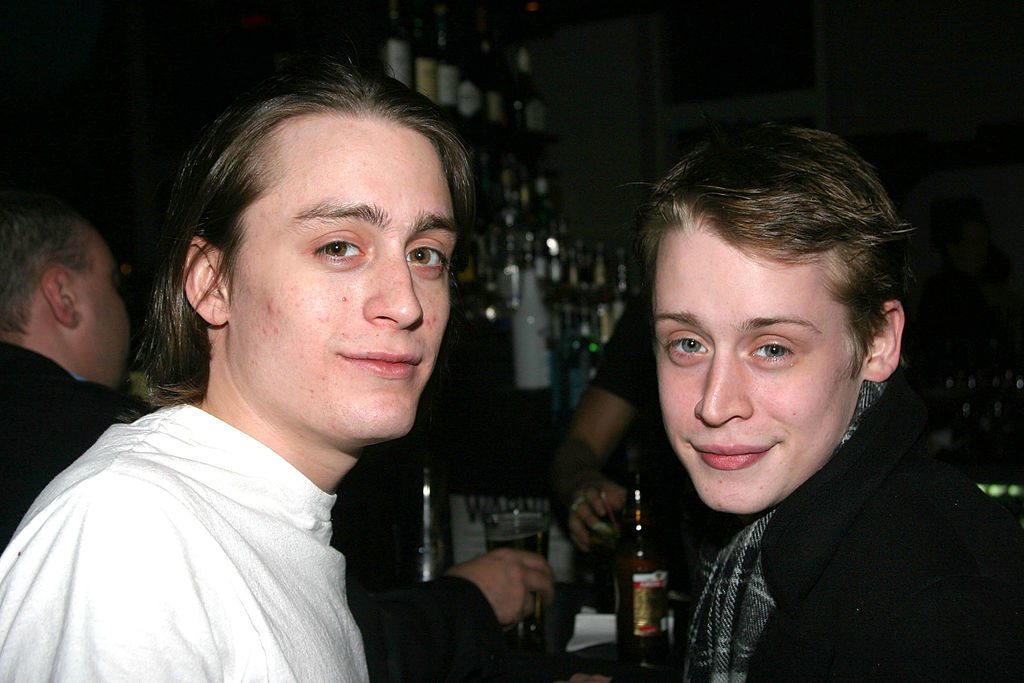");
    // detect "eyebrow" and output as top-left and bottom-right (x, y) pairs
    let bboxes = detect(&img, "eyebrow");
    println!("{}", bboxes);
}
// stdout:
(294, 201), (457, 238)
(653, 311), (822, 335)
